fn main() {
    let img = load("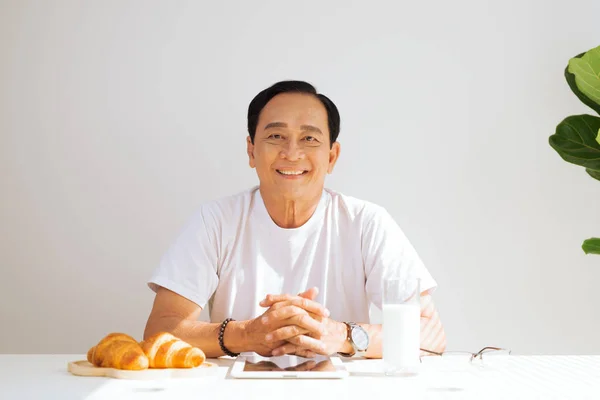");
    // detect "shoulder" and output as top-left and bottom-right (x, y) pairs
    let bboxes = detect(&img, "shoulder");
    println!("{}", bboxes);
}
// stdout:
(324, 188), (388, 219)
(200, 186), (256, 214)
(189, 186), (257, 227)
(324, 189), (409, 246)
